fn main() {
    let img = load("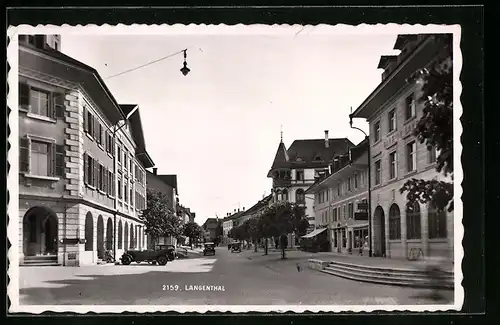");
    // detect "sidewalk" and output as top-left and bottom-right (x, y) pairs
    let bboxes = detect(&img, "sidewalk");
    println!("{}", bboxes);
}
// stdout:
(241, 249), (454, 273)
